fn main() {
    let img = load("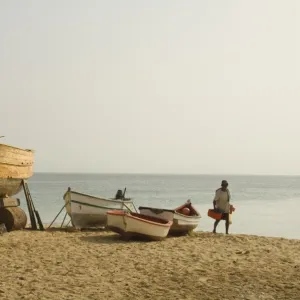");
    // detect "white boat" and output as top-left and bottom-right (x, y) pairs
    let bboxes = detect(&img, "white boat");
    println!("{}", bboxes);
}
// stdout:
(139, 200), (201, 235)
(63, 188), (135, 229)
(106, 210), (173, 241)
